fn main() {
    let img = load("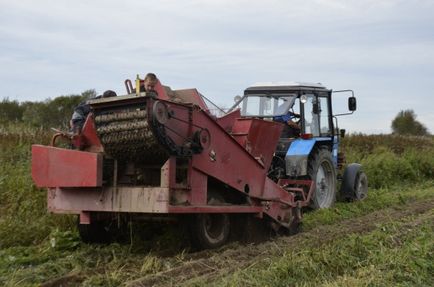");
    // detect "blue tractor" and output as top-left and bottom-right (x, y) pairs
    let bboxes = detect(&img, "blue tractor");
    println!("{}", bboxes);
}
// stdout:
(231, 82), (368, 209)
